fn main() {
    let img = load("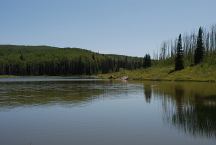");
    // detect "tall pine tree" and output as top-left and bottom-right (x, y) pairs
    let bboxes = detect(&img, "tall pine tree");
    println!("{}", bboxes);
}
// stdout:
(143, 54), (151, 68)
(194, 27), (204, 65)
(175, 34), (184, 71)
